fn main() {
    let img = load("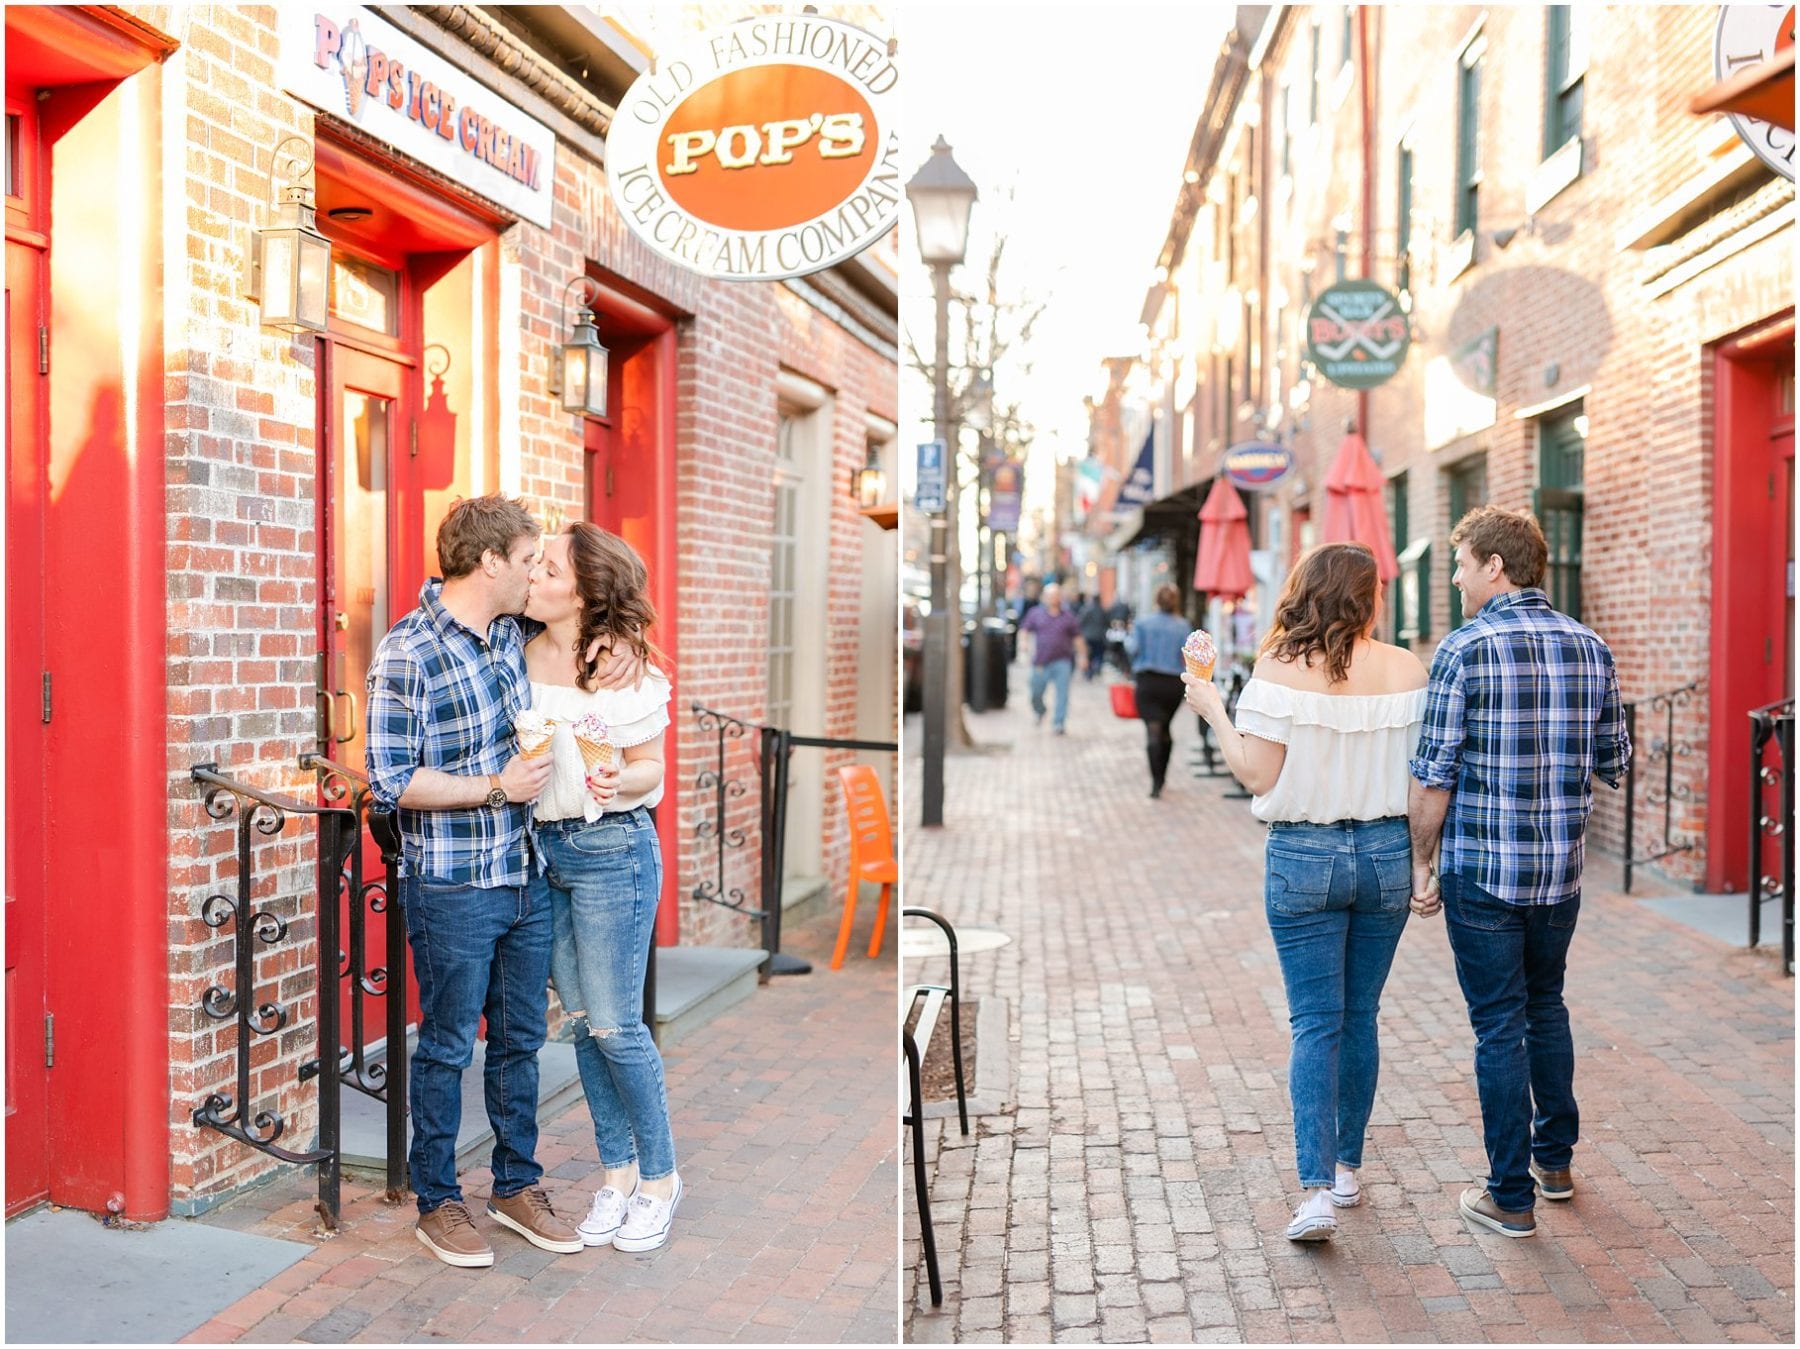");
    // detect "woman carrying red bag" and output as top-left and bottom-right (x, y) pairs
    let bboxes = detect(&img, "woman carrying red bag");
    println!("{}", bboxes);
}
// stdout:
(1123, 583), (1193, 798)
